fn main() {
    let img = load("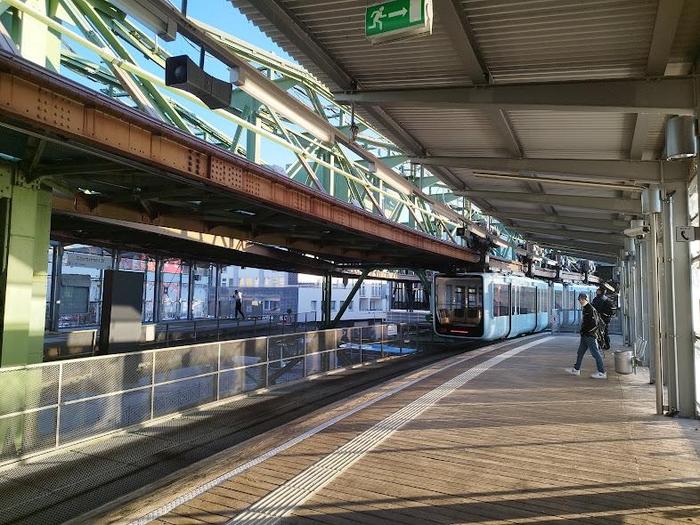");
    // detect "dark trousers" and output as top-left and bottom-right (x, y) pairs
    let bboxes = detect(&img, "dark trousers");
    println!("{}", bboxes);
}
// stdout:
(575, 335), (605, 373)
(235, 300), (244, 319)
